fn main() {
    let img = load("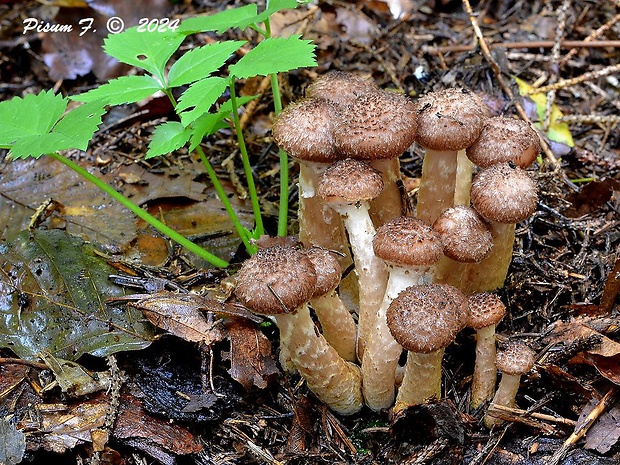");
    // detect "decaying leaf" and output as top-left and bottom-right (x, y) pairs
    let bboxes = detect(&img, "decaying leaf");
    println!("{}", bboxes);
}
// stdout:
(583, 400), (620, 454)
(37, 350), (111, 397)
(564, 179), (620, 218)
(0, 417), (26, 465)
(0, 229), (156, 361)
(223, 318), (279, 390)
